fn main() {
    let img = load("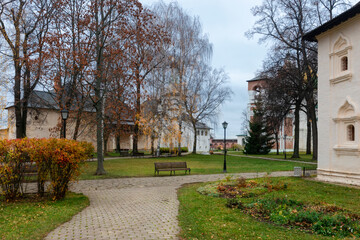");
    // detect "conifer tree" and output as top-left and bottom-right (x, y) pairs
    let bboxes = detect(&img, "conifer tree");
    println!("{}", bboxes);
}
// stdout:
(244, 95), (274, 154)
